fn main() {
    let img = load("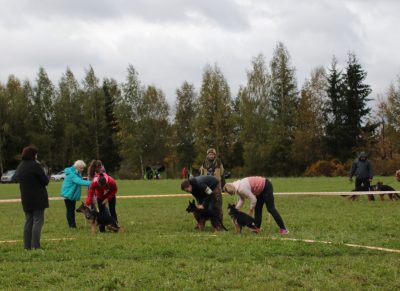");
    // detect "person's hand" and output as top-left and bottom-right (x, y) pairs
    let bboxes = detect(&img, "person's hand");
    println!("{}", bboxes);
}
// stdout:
(102, 199), (108, 205)
(196, 204), (204, 210)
